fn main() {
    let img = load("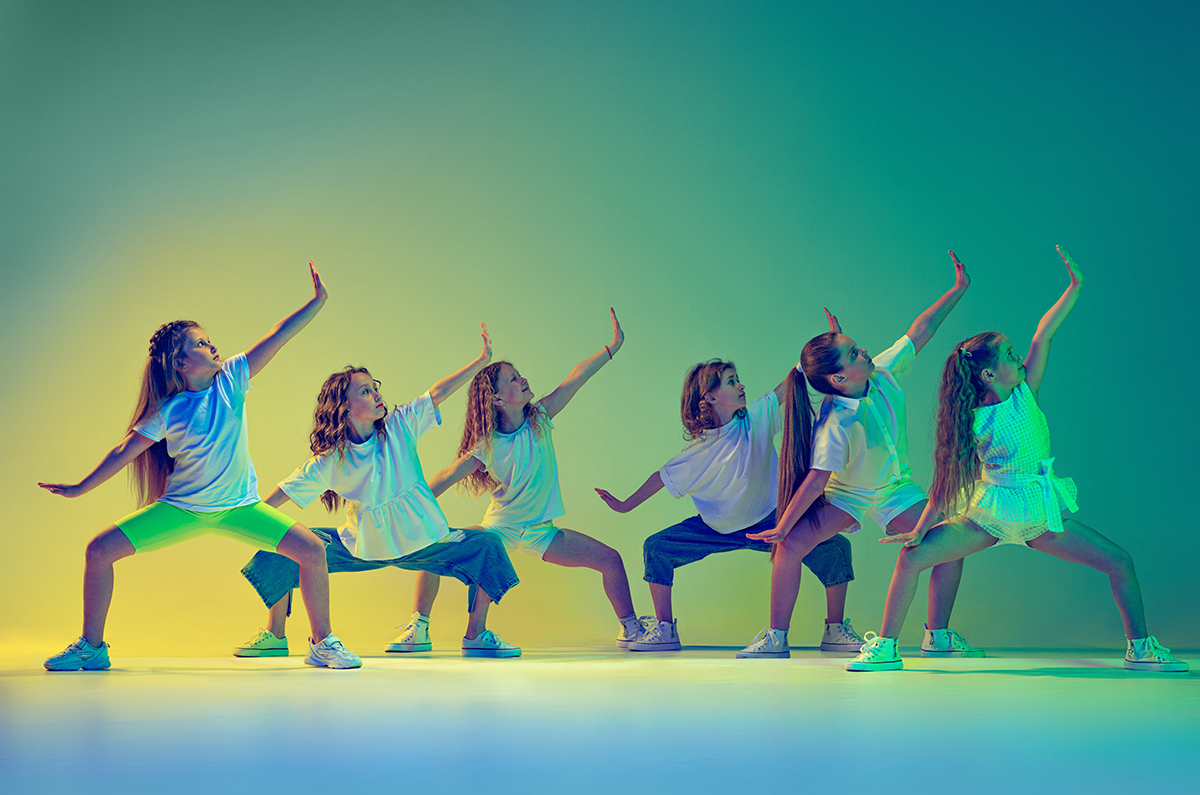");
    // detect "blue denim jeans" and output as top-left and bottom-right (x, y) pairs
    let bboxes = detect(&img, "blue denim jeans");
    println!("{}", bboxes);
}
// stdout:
(643, 510), (853, 587)
(241, 528), (519, 612)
